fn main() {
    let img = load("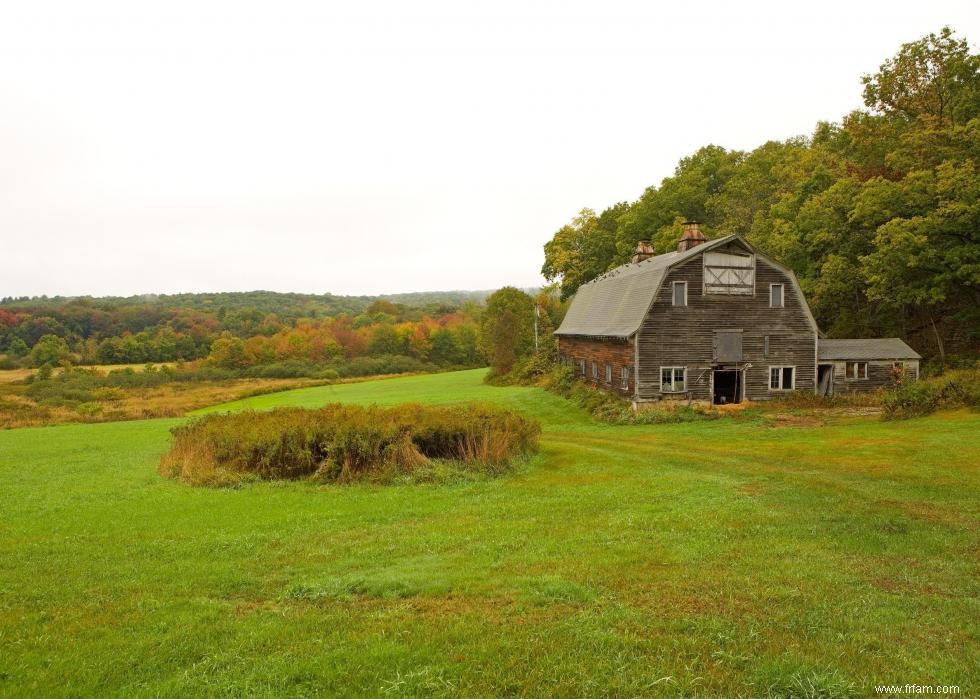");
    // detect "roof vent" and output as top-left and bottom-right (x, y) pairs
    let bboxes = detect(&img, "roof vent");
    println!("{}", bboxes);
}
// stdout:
(631, 239), (655, 264)
(677, 221), (706, 252)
